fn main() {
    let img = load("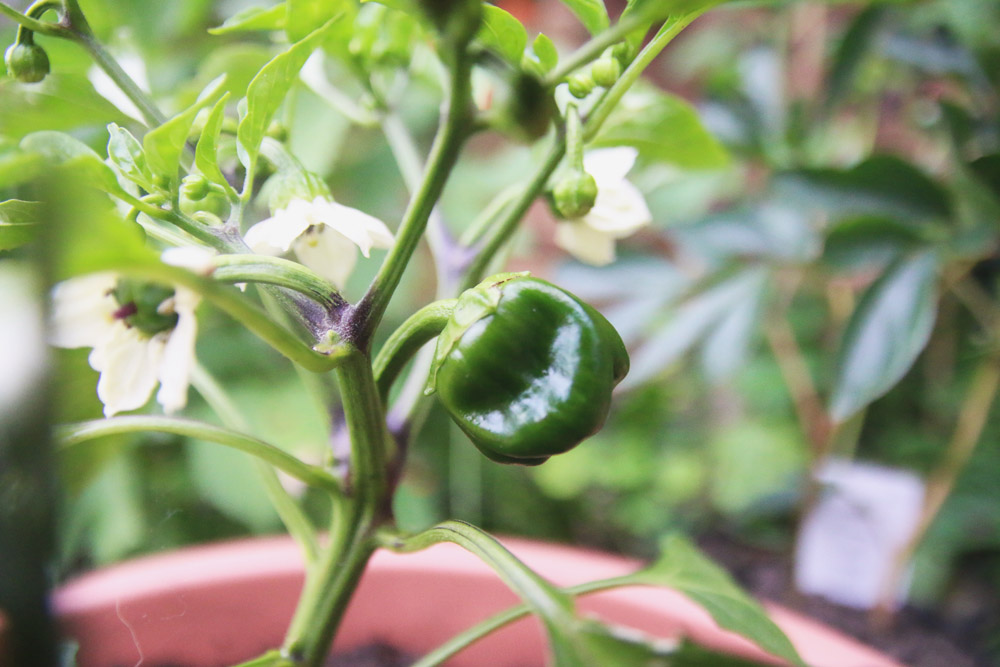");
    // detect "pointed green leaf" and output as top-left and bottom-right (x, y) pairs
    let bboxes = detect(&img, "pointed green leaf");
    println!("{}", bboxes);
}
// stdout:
(559, 0), (609, 36)
(593, 86), (728, 168)
(825, 5), (886, 108)
(0, 200), (41, 251)
(287, 0), (344, 42)
(143, 75), (227, 182)
(829, 251), (938, 421)
(635, 534), (805, 666)
(209, 4), (287, 35)
(195, 93), (237, 197)
(237, 16), (342, 171)
(107, 123), (157, 191)
(477, 5), (528, 66)
(528, 33), (559, 74)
